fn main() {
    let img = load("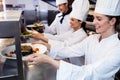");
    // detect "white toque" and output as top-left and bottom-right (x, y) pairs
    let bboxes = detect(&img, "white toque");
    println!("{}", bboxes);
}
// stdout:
(56, 0), (68, 6)
(95, 0), (120, 16)
(70, 0), (90, 21)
